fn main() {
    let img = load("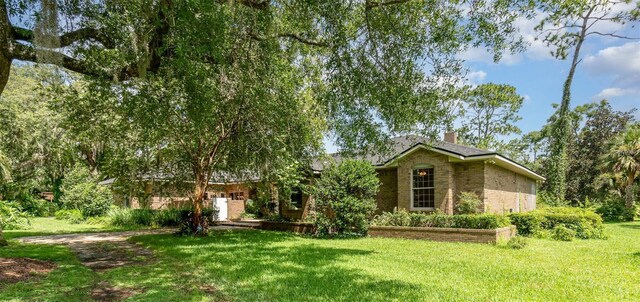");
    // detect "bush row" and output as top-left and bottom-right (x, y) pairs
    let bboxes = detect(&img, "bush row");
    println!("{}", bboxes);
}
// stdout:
(107, 208), (218, 227)
(371, 210), (512, 229)
(509, 207), (606, 239)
